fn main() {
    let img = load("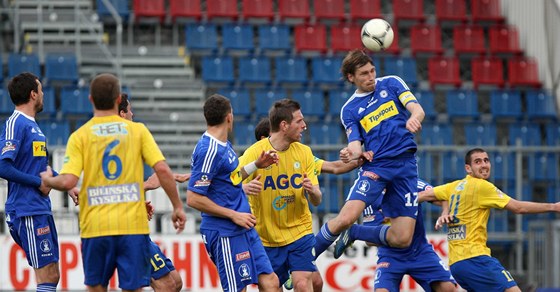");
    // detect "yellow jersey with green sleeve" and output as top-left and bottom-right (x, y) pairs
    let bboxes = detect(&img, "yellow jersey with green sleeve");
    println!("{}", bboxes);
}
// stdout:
(60, 115), (165, 238)
(313, 156), (324, 176)
(239, 138), (318, 247)
(433, 175), (512, 265)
